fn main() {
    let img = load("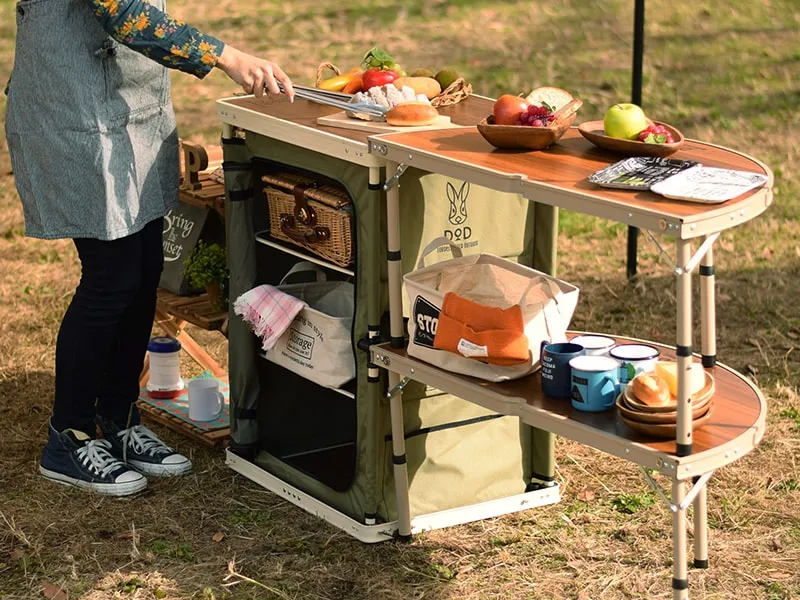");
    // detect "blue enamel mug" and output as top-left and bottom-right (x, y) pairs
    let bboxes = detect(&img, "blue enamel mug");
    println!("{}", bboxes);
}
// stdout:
(568, 355), (620, 412)
(540, 341), (585, 398)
